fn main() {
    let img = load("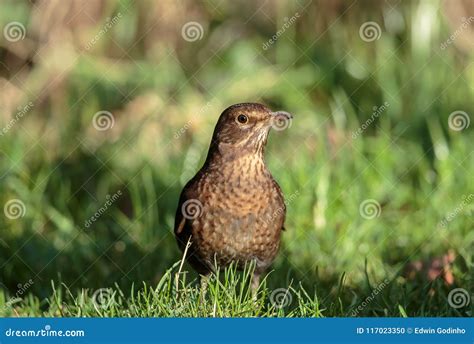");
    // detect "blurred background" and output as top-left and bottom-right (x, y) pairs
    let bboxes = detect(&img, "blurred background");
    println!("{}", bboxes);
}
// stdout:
(0, 0), (473, 316)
